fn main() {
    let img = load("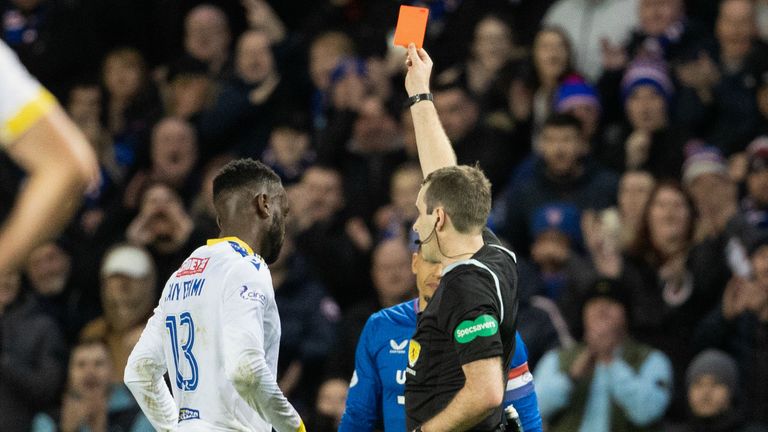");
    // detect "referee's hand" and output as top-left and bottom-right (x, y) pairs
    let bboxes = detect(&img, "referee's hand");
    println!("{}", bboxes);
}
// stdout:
(405, 43), (433, 97)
